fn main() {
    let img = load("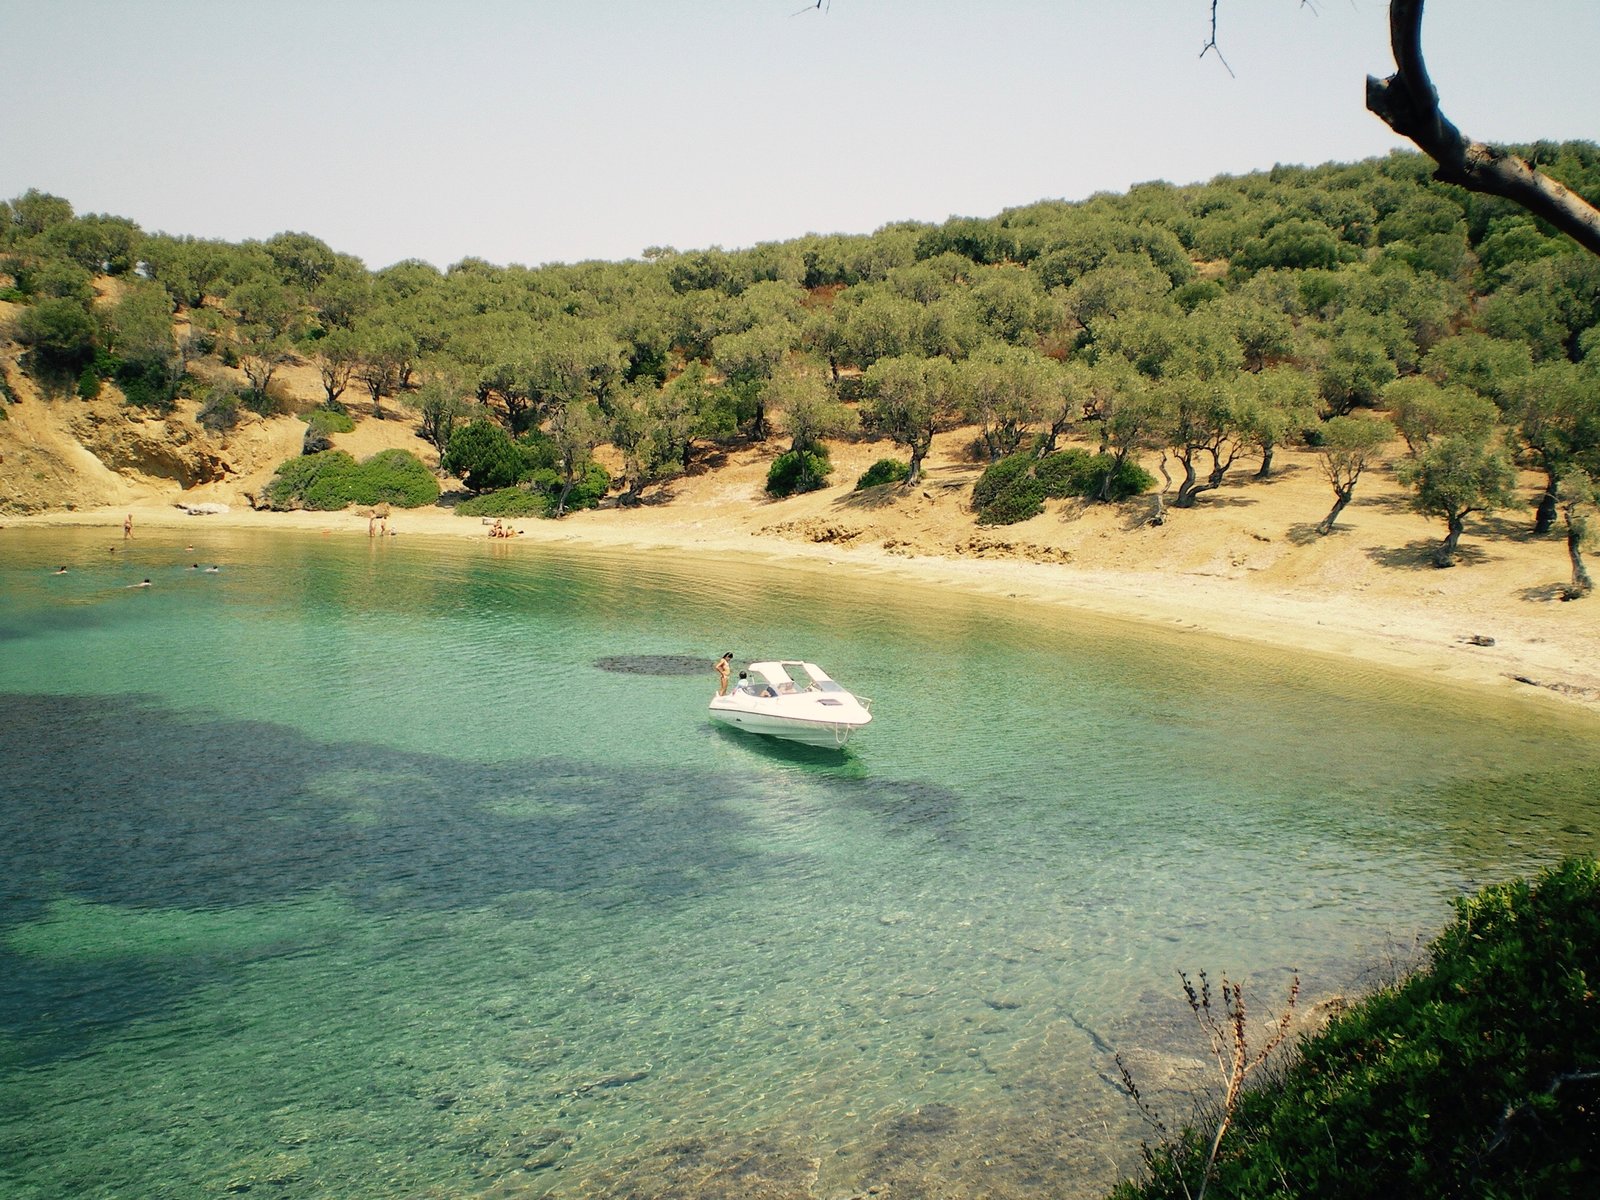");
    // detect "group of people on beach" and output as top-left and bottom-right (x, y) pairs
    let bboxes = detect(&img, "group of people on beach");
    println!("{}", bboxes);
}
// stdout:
(488, 520), (521, 538)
